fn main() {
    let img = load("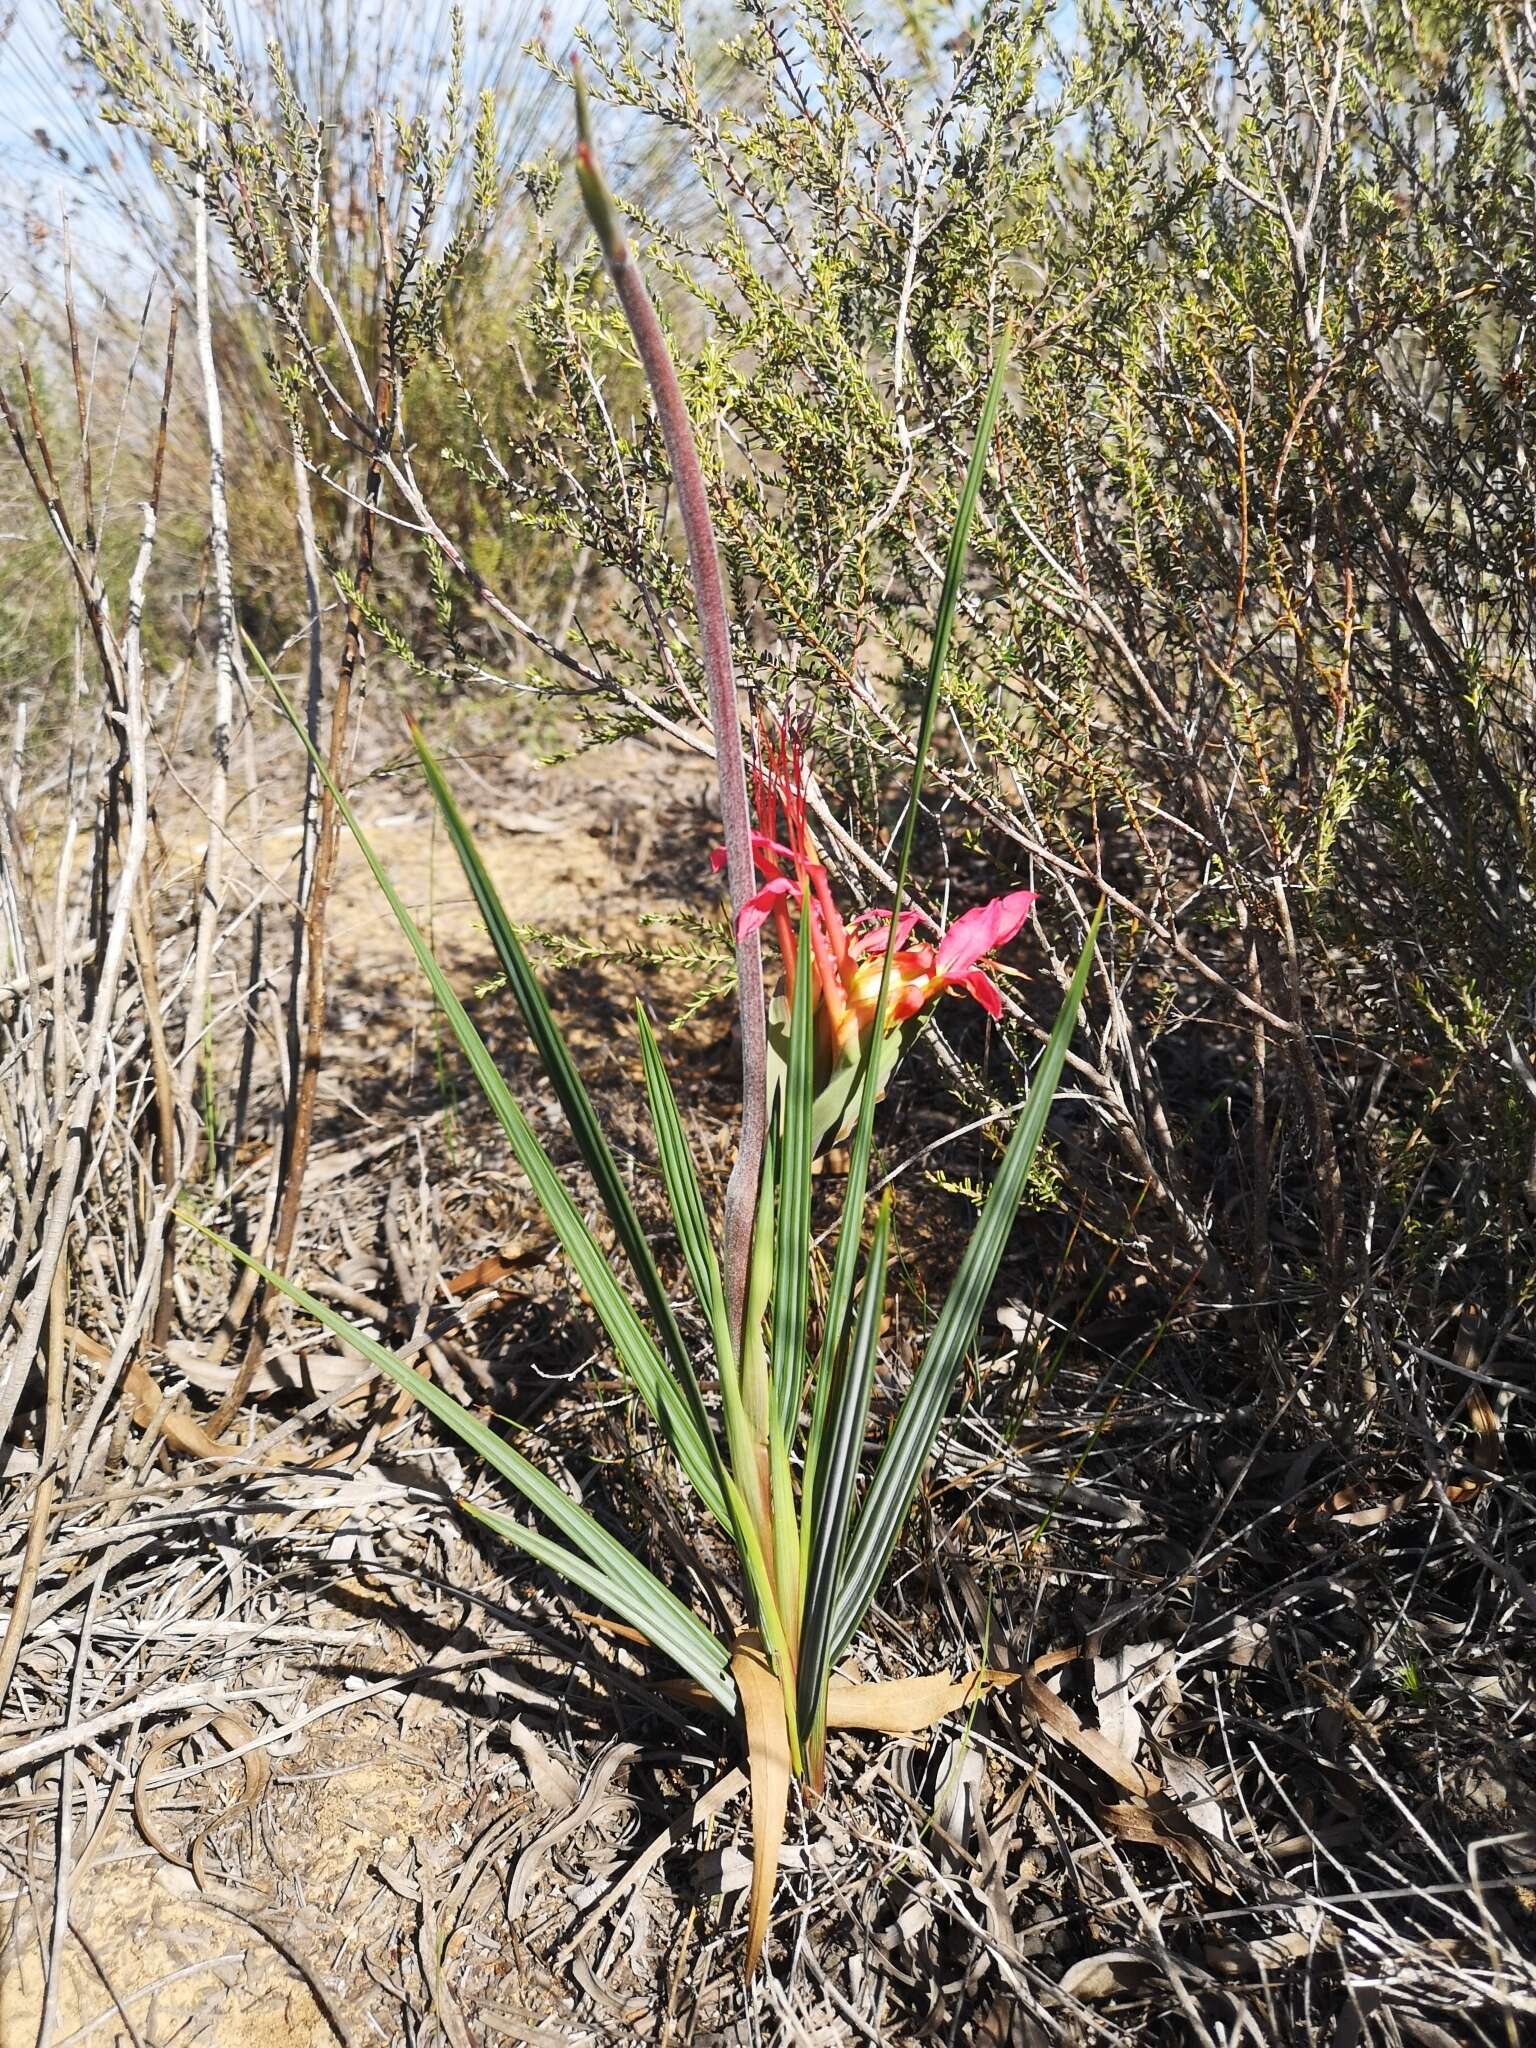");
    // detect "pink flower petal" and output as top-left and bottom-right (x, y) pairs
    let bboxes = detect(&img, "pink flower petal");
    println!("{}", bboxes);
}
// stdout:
(735, 876), (796, 938)
(714, 831), (798, 879)
(936, 889), (1038, 977)
(849, 908), (926, 957)
(951, 967), (1004, 1018)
